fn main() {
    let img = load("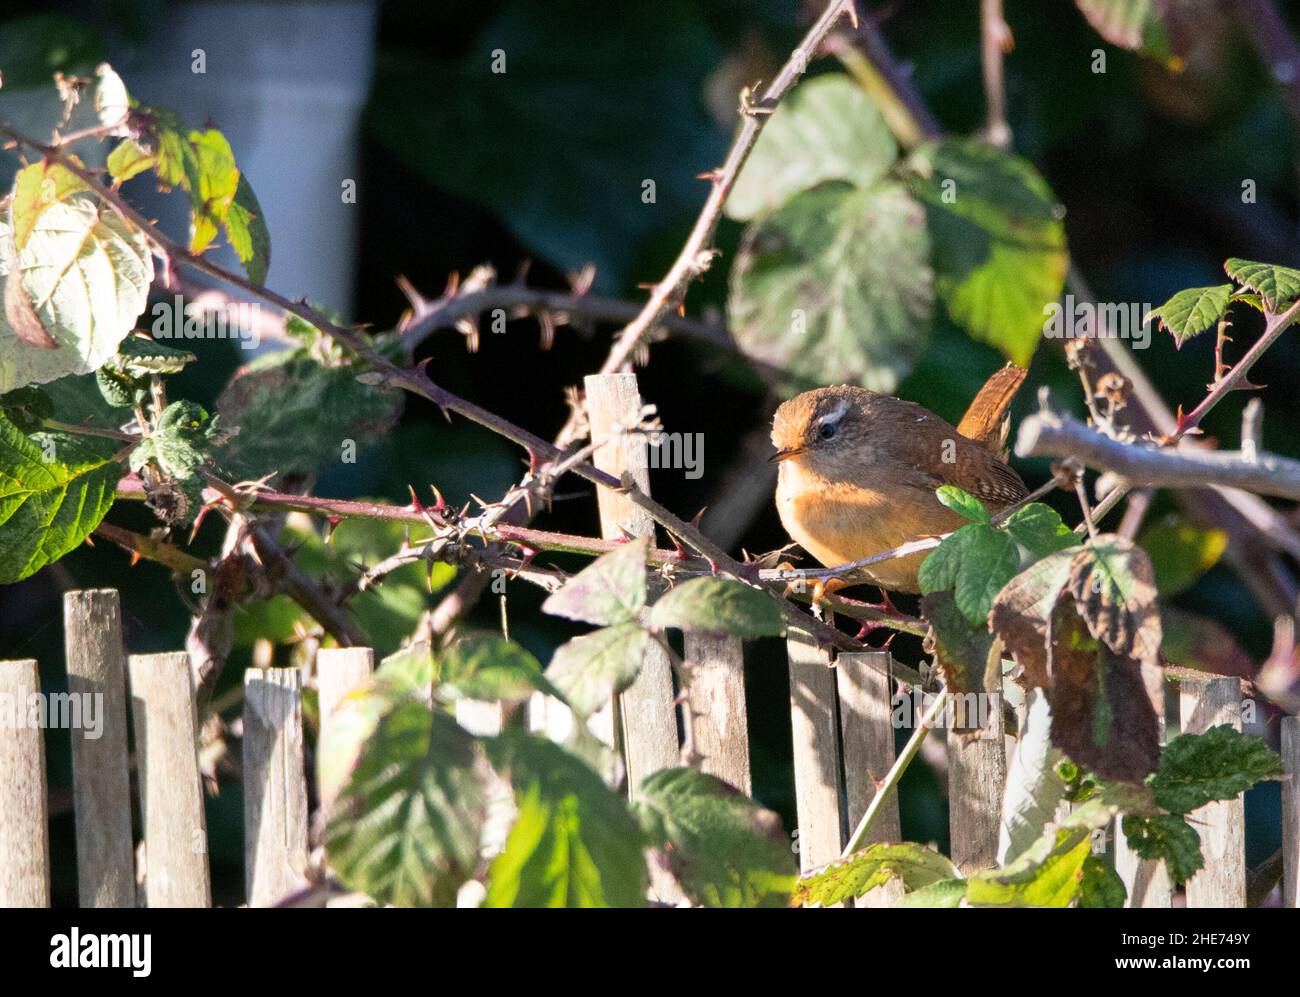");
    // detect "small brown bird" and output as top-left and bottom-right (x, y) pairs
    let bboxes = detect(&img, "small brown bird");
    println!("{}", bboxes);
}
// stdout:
(770, 365), (1029, 594)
